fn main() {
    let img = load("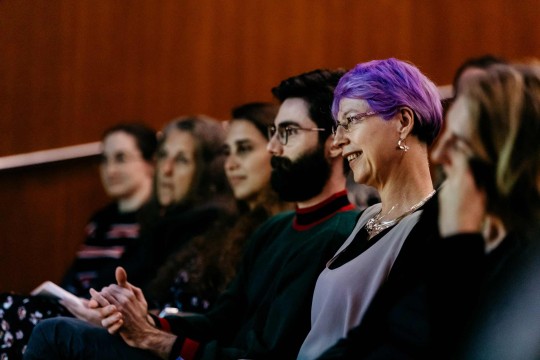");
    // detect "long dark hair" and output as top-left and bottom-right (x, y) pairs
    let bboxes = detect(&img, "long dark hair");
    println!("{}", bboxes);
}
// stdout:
(145, 106), (294, 309)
